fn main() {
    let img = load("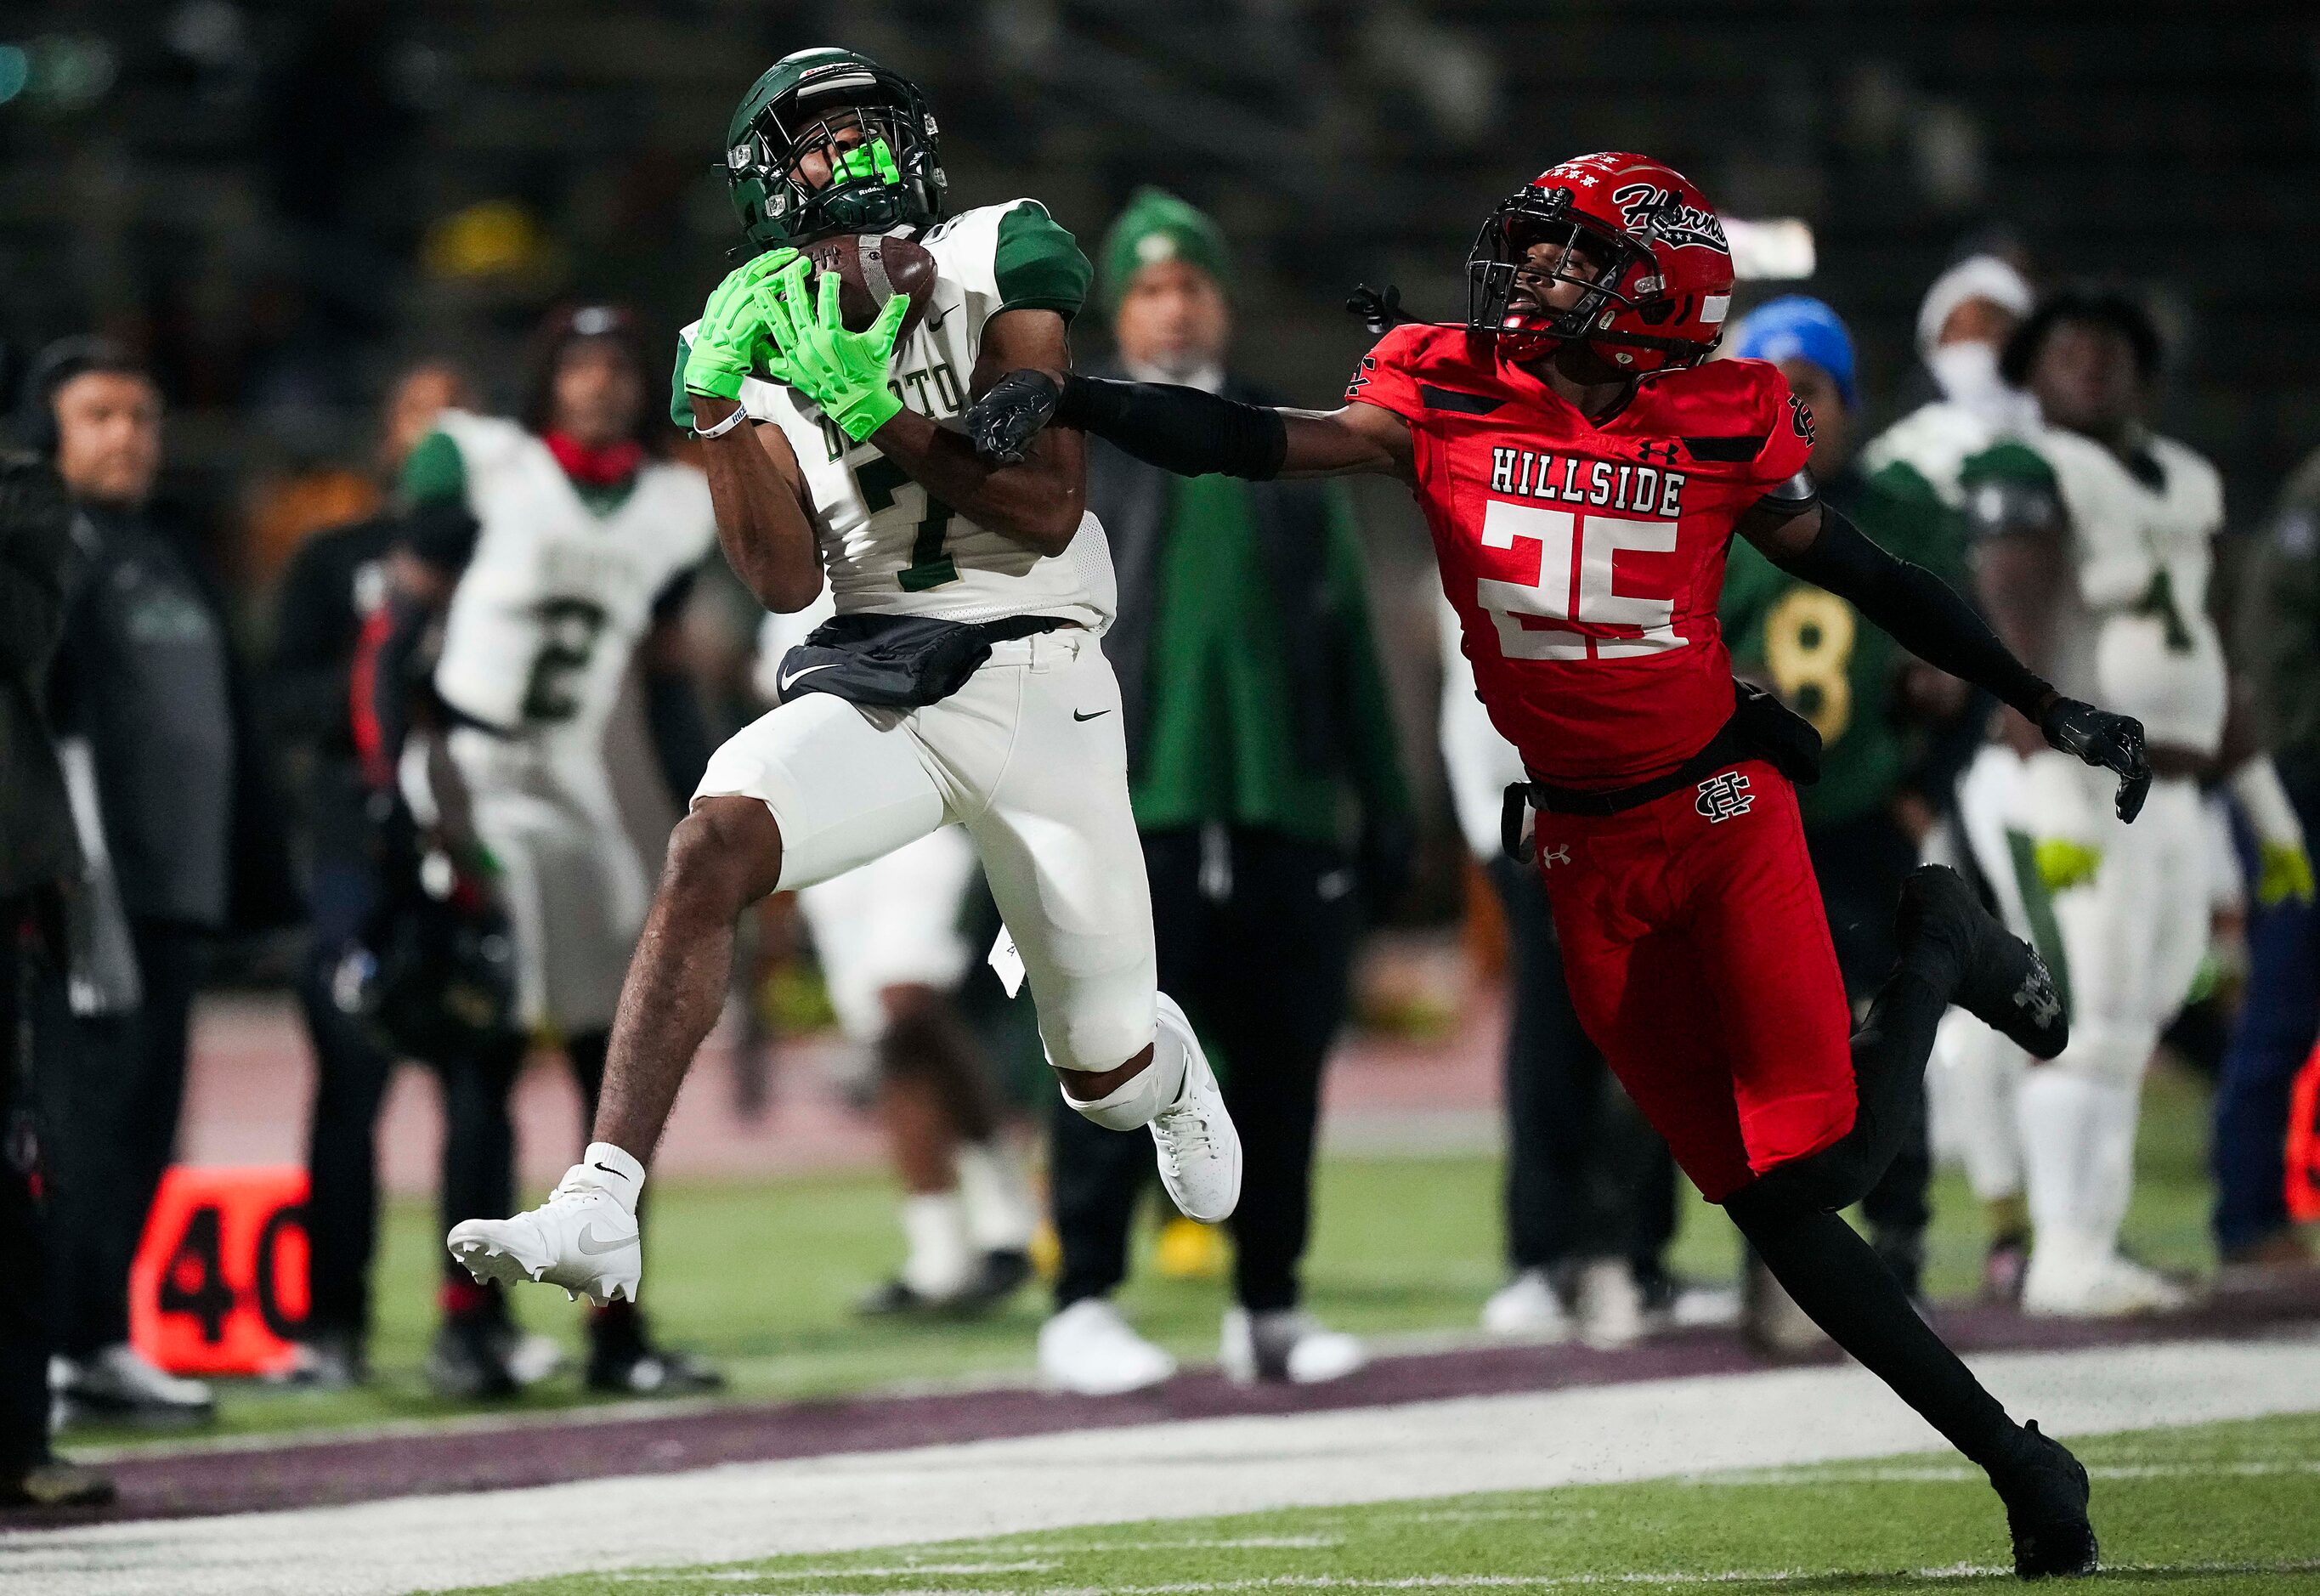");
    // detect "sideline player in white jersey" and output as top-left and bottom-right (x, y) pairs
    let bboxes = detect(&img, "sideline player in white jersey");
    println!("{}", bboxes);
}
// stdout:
(1857, 257), (2056, 1299)
(751, 601), (1039, 1313)
(1963, 288), (2308, 1315)
(394, 303), (727, 1393)
(448, 47), (1239, 1308)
